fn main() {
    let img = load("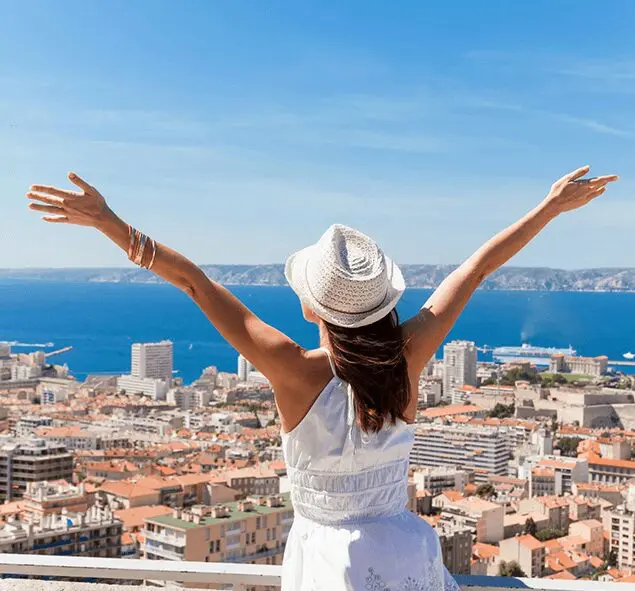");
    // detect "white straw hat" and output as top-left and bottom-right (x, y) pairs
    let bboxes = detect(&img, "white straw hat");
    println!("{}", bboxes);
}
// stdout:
(285, 224), (405, 328)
